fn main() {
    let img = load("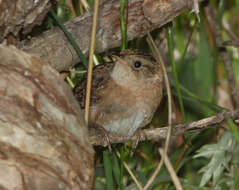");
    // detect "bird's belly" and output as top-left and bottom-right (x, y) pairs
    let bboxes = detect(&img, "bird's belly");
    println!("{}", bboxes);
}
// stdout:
(89, 90), (157, 137)
(98, 110), (149, 137)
